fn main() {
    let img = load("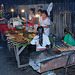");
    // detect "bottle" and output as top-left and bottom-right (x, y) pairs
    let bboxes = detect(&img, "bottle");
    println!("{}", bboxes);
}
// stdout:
(47, 71), (50, 74)
(30, 26), (32, 30)
(52, 36), (56, 48)
(8, 21), (10, 26)
(47, 71), (56, 75)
